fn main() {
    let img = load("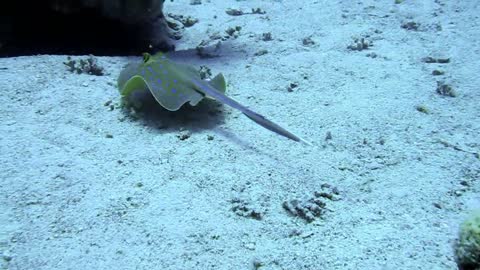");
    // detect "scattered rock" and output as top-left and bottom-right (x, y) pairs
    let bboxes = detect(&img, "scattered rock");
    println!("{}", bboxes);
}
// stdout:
(252, 259), (264, 270)
(415, 105), (429, 114)
(226, 8), (244, 16)
(325, 131), (333, 141)
(177, 130), (191, 141)
(167, 14), (199, 28)
(244, 242), (256, 250)
(261, 32), (273, 41)
(226, 8), (266, 16)
(2, 251), (12, 262)
(432, 70), (445, 76)
(287, 82), (298, 92)
(347, 38), (371, 51)
(436, 81), (456, 97)
(195, 40), (222, 58)
(199, 65), (212, 80)
(254, 49), (268, 56)
(251, 8), (266, 15)
(282, 198), (326, 223)
(316, 184), (341, 200)
(401, 21), (420, 31)
(282, 185), (340, 223)
(63, 55), (104, 76)
(225, 26), (242, 38)
(422, 57), (450, 64)
(231, 198), (265, 220)
(302, 36), (315, 46)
